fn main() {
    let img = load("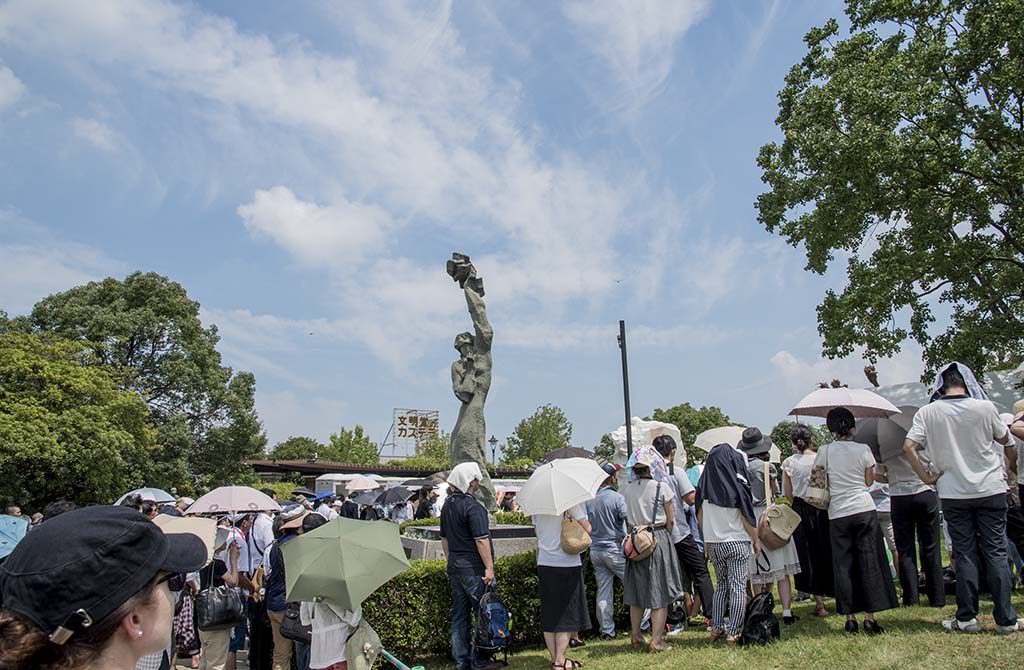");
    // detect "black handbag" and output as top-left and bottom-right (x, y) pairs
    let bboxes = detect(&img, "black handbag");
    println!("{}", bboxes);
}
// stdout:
(195, 562), (246, 631)
(279, 602), (312, 644)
